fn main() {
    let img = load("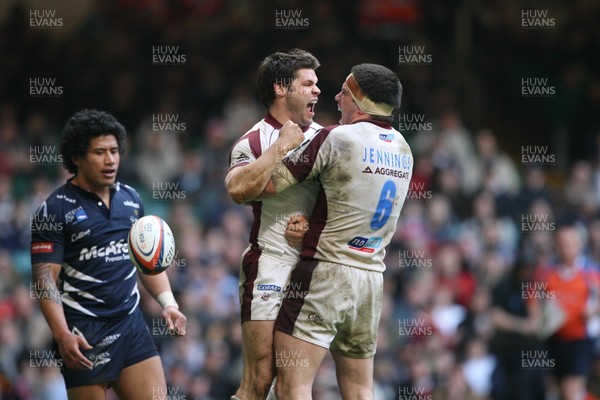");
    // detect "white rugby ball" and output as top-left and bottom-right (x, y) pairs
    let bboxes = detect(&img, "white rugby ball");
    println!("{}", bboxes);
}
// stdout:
(127, 215), (175, 275)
